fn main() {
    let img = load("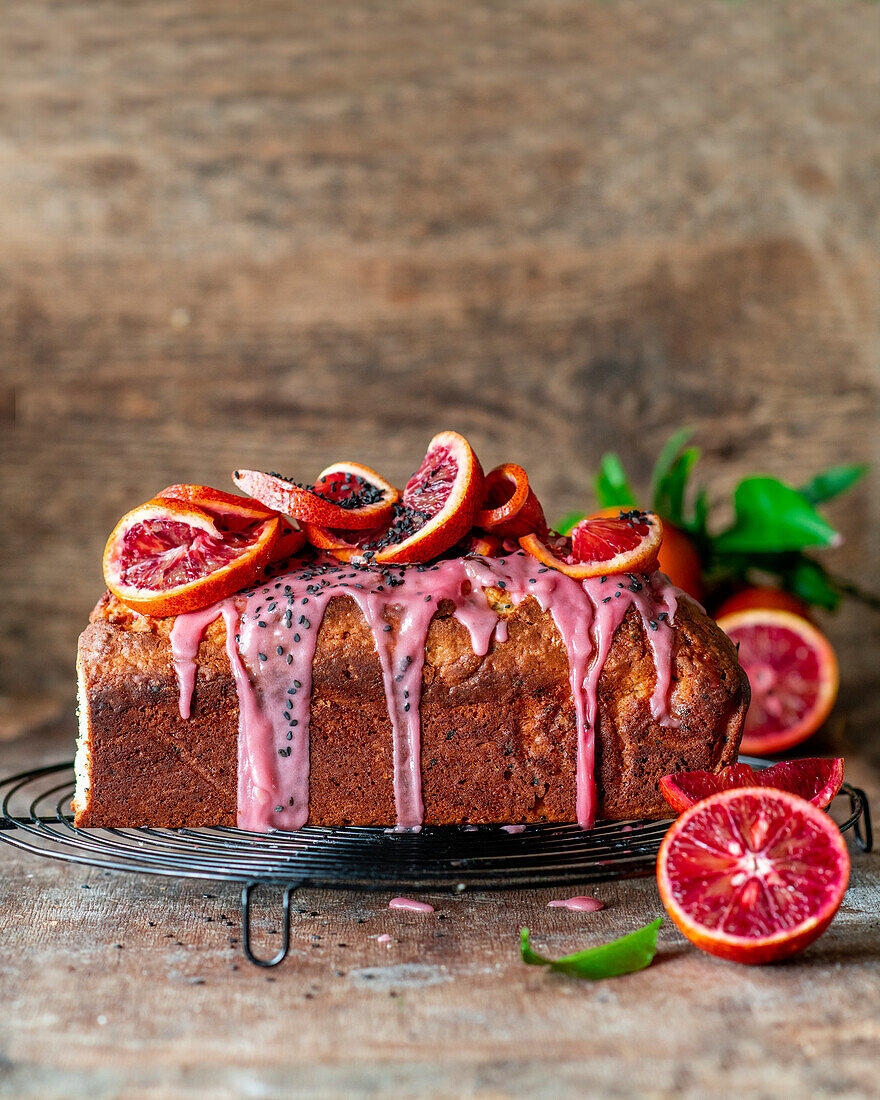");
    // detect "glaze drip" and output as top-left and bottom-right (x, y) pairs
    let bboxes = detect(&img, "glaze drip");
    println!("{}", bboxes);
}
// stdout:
(170, 551), (682, 832)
